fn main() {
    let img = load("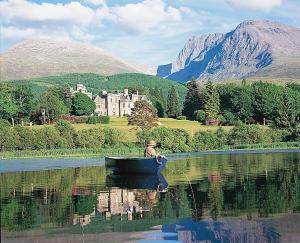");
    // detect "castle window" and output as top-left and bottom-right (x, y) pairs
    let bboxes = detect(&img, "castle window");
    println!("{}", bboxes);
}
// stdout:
(110, 98), (112, 102)
(123, 103), (125, 108)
